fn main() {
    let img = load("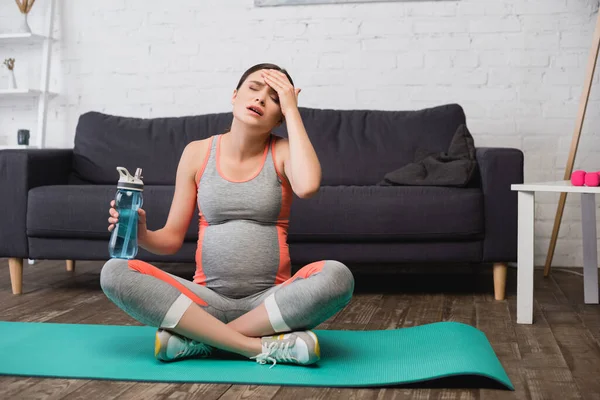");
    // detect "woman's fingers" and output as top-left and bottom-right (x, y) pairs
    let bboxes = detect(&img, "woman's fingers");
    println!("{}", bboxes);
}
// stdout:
(265, 69), (291, 86)
(137, 208), (146, 224)
(109, 200), (118, 219)
(262, 73), (285, 92)
(108, 200), (118, 232)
